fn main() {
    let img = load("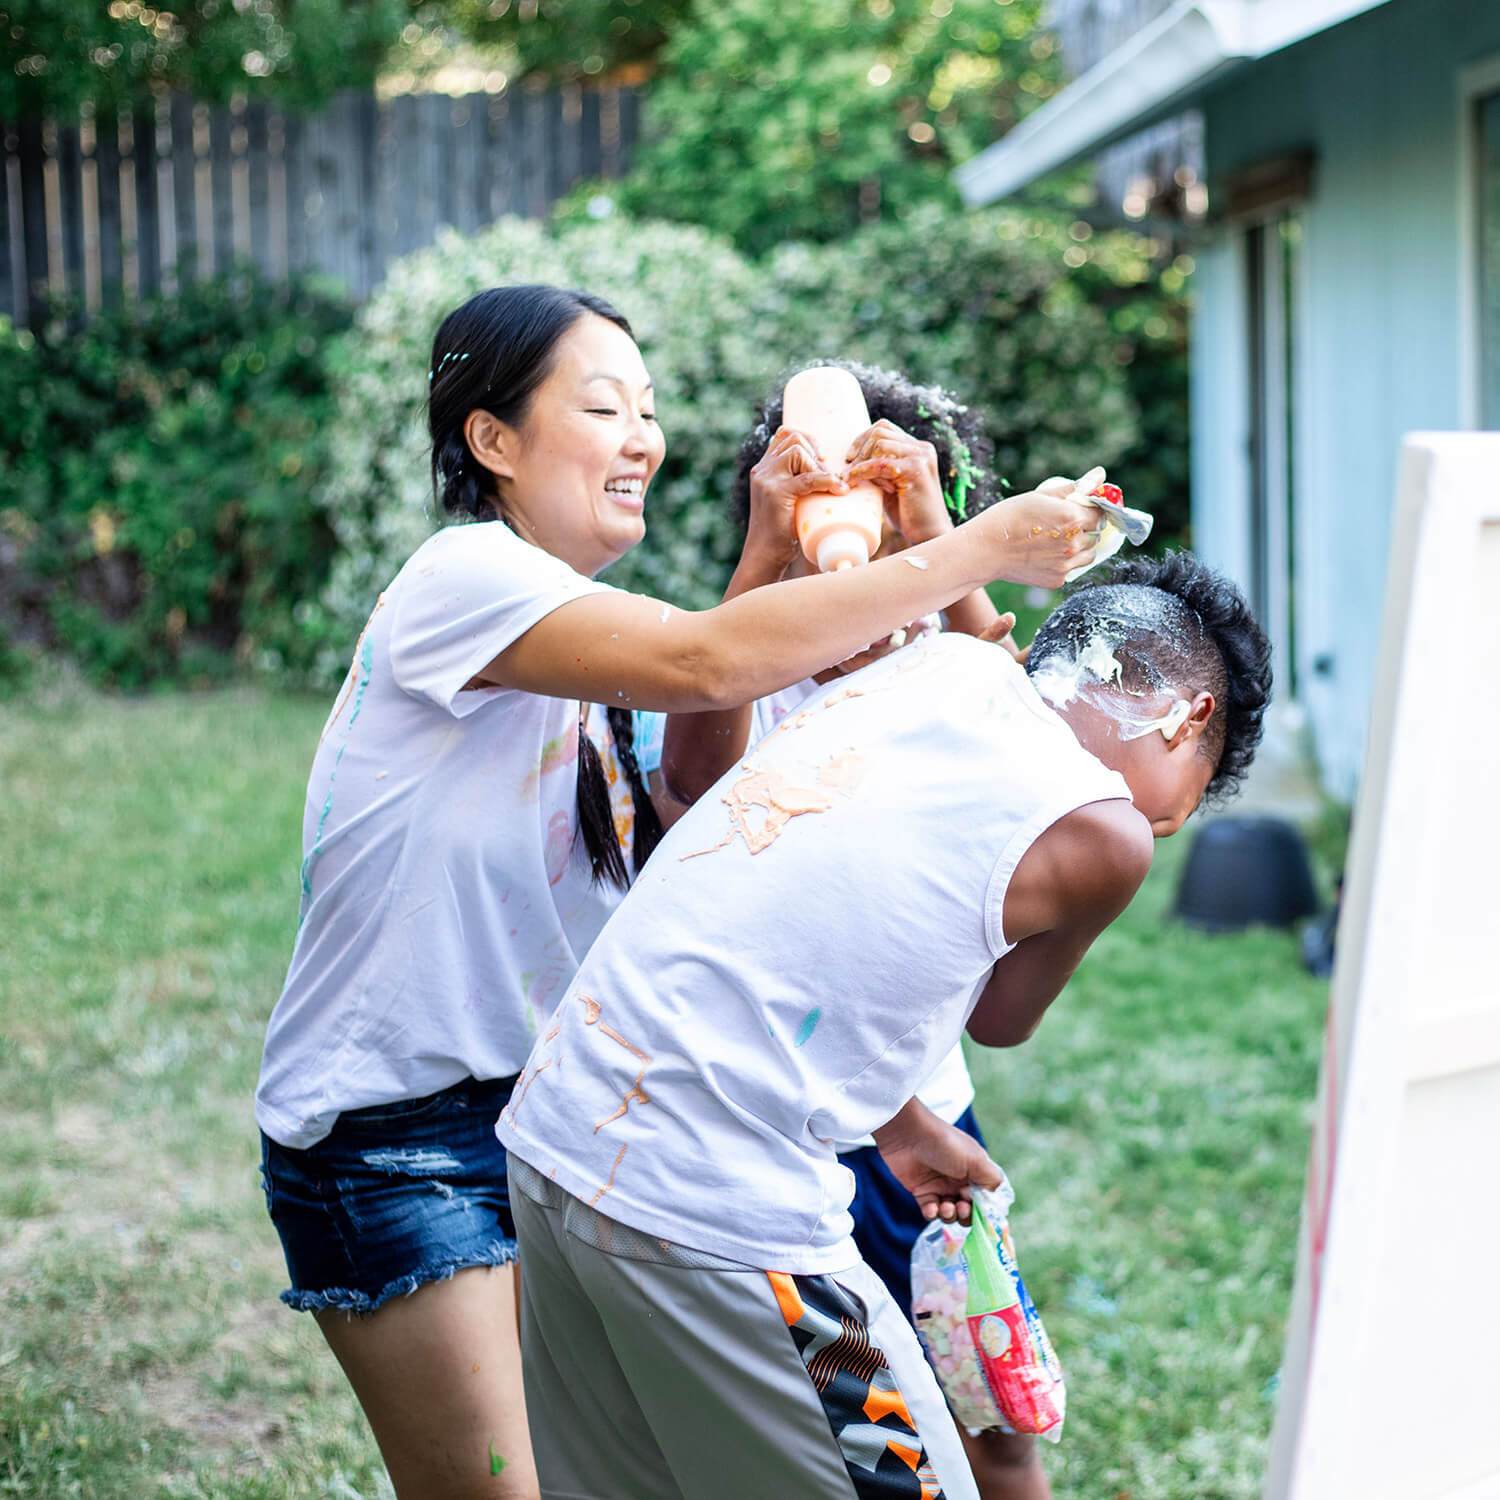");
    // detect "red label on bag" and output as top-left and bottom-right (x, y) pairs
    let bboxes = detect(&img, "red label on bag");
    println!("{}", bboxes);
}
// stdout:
(967, 1307), (1064, 1435)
